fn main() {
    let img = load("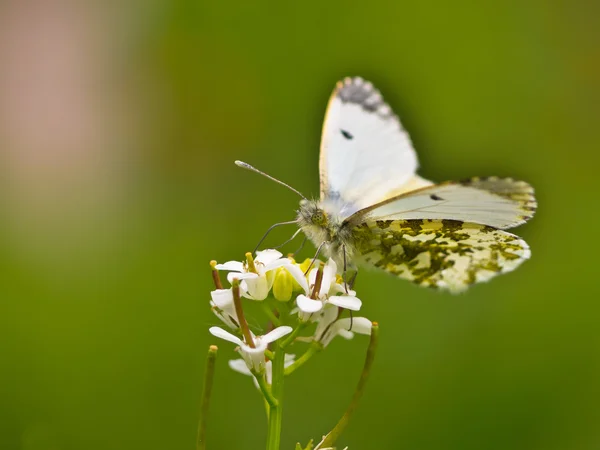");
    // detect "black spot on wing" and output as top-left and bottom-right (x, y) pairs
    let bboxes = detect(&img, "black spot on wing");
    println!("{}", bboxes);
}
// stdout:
(340, 129), (353, 140)
(430, 194), (443, 201)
